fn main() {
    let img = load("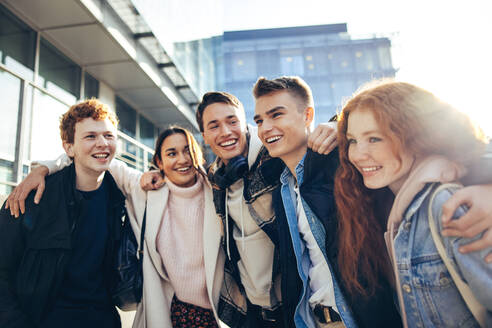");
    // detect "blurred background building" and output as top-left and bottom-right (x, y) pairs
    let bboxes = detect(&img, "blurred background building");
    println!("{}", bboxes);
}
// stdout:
(0, 0), (395, 200)
(215, 24), (396, 124)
